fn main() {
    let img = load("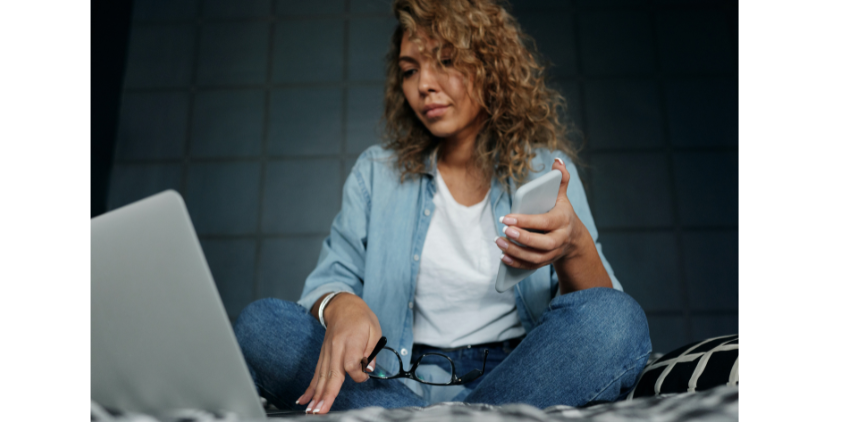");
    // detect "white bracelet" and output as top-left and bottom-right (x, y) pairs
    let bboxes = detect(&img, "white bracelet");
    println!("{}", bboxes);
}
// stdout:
(318, 291), (345, 329)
